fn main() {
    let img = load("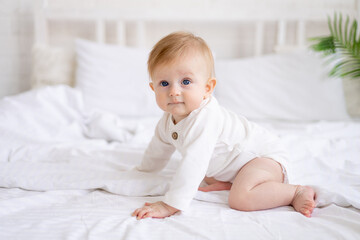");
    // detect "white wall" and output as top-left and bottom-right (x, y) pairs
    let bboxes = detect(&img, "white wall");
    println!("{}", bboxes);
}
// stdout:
(0, 0), (33, 98)
(0, 0), (357, 99)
